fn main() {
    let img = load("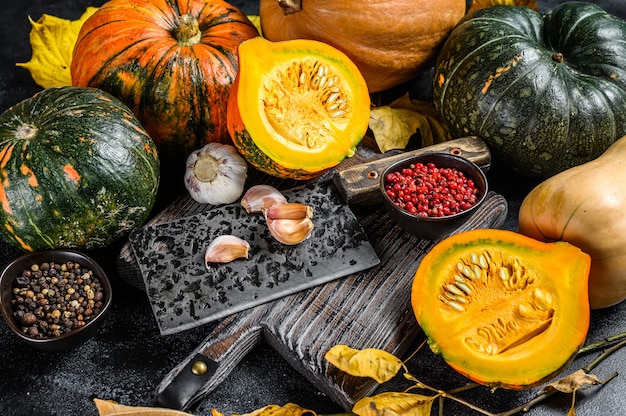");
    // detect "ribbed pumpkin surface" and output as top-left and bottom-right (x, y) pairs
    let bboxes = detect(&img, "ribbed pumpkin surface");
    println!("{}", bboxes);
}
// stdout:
(70, 0), (259, 166)
(0, 86), (160, 251)
(433, 2), (626, 178)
